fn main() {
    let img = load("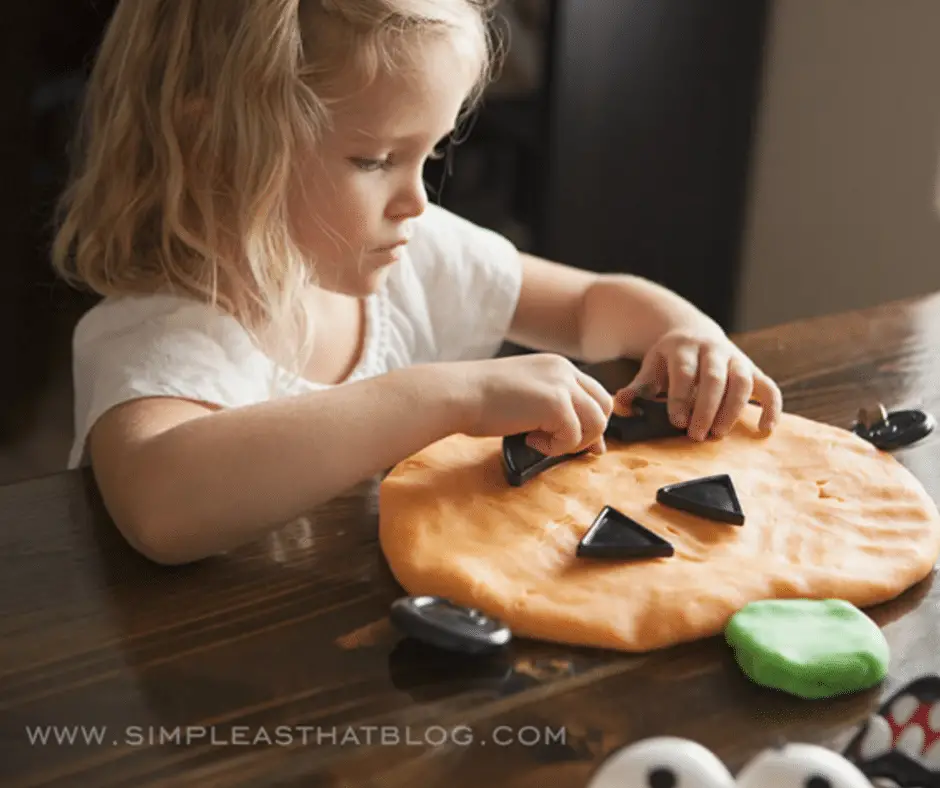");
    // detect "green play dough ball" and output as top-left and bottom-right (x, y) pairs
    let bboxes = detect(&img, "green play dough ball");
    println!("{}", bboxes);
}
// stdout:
(724, 599), (890, 699)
